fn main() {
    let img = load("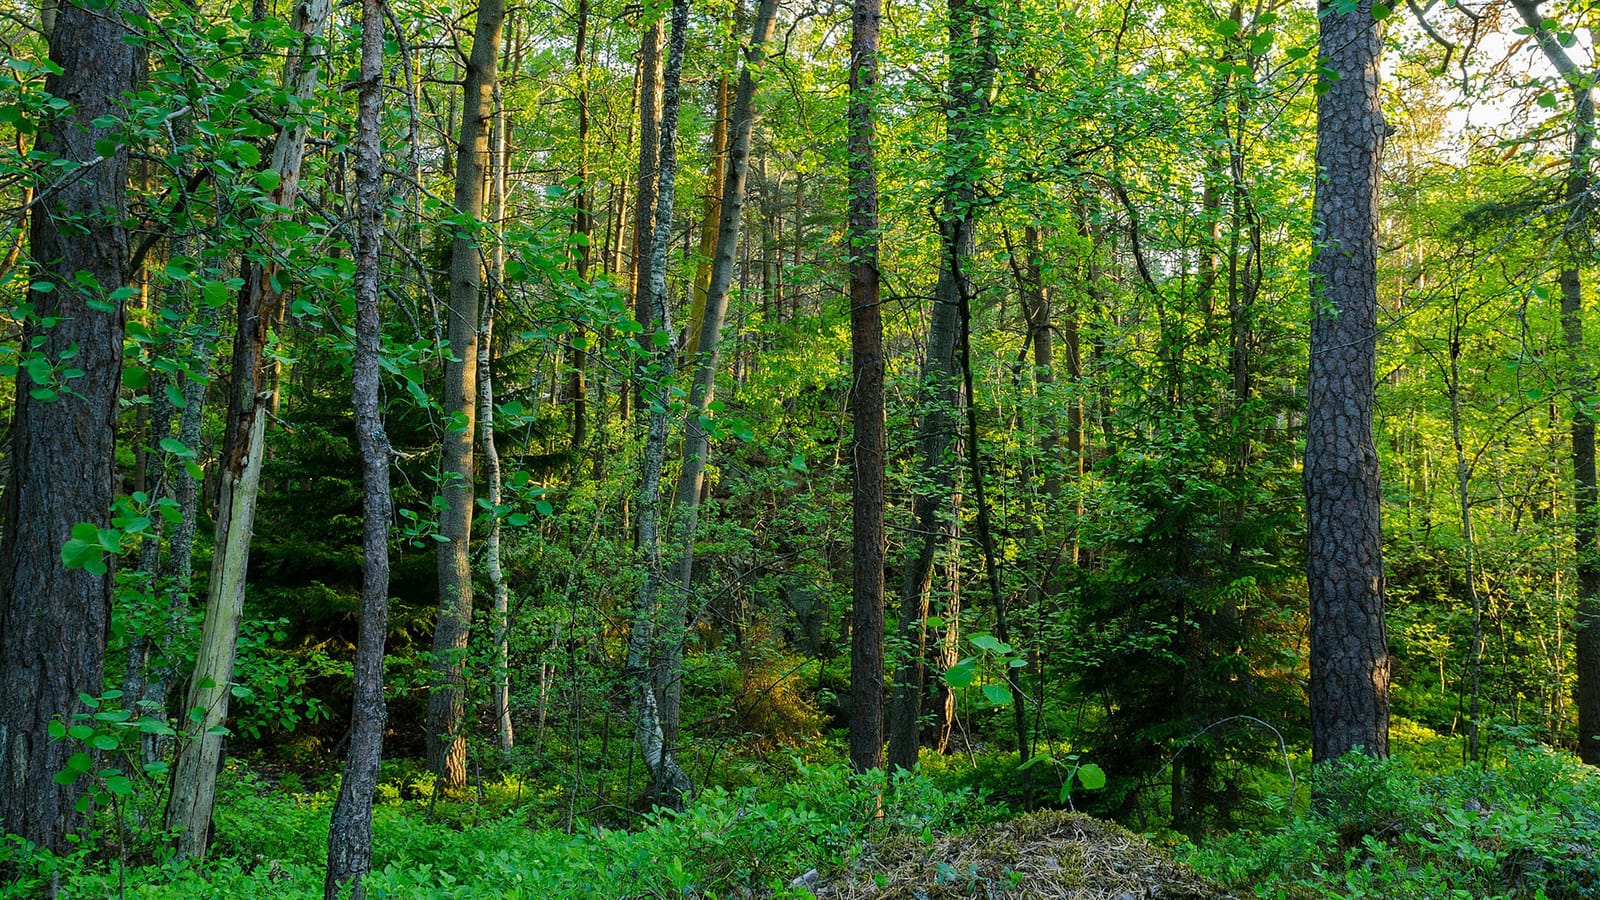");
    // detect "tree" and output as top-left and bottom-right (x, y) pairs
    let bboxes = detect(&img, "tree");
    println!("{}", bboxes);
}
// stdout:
(167, 0), (335, 858)
(847, 0), (885, 776)
(1305, 0), (1391, 764)
(426, 0), (504, 790)
(323, 0), (392, 892)
(0, 0), (142, 856)
(661, 0), (781, 755)
(1510, 0), (1600, 767)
